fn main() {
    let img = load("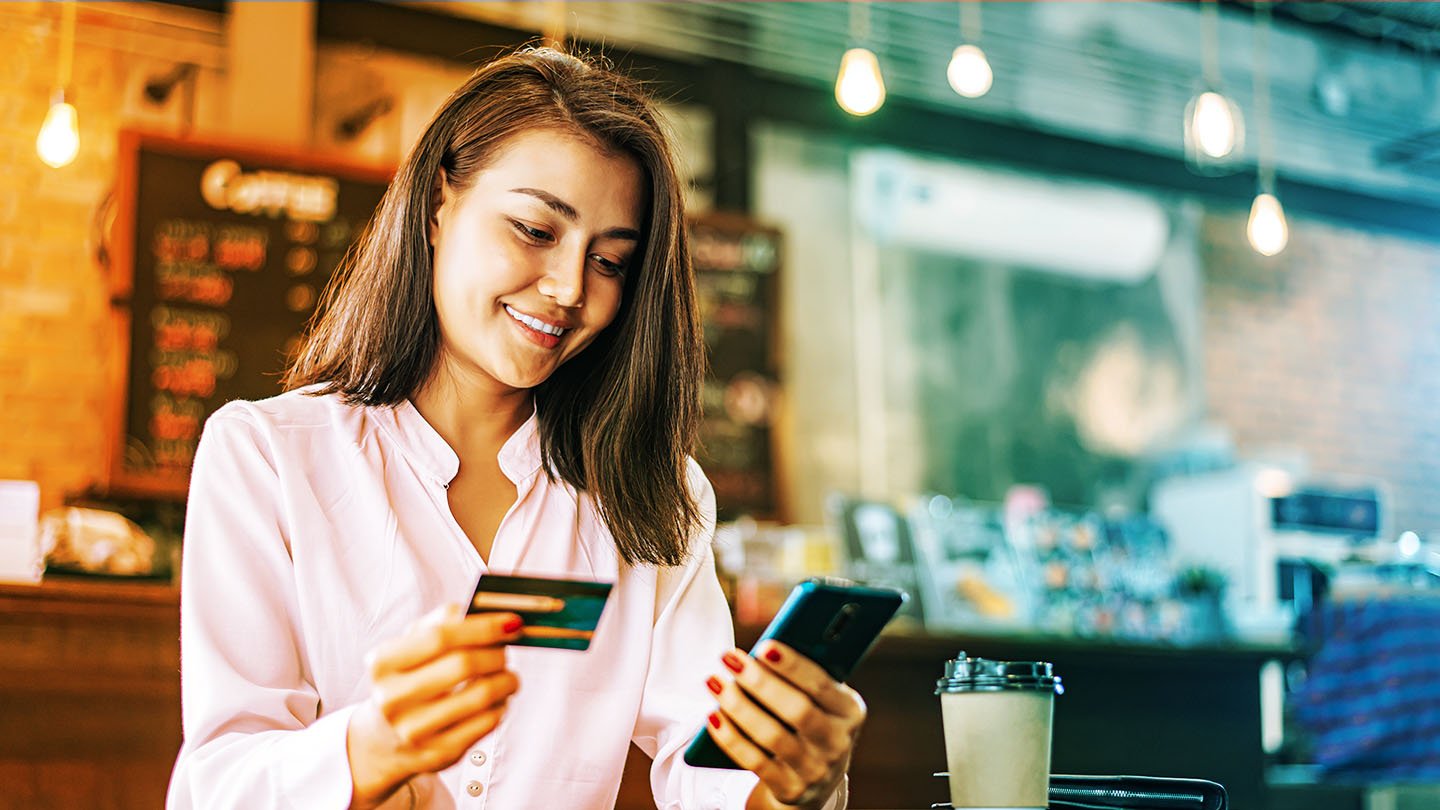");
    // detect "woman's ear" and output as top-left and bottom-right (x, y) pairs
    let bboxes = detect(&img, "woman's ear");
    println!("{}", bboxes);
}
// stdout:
(427, 166), (447, 248)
